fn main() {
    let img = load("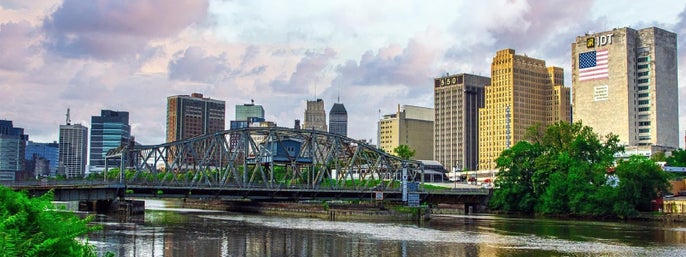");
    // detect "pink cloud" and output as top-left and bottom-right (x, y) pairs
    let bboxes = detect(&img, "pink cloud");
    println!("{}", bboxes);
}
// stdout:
(269, 48), (336, 94)
(42, 0), (209, 60)
(0, 21), (40, 71)
(332, 37), (440, 88)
